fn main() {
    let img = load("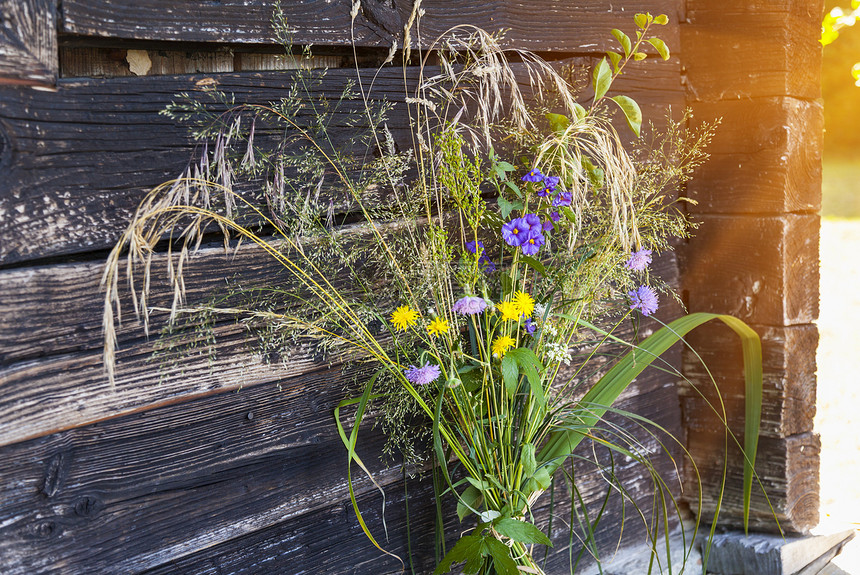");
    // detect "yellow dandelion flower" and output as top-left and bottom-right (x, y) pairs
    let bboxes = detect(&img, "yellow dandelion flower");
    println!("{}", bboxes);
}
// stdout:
(492, 335), (516, 357)
(390, 305), (418, 331)
(497, 301), (519, 321)
(513, 291), (535, 317)
(427, 317), (449, 336)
